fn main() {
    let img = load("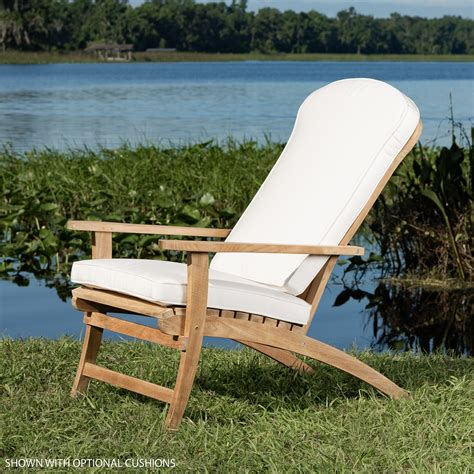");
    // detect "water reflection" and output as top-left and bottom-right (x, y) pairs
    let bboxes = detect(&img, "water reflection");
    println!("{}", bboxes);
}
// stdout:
(337, 283), (473, 355)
